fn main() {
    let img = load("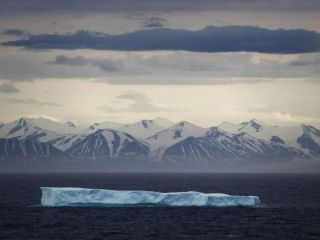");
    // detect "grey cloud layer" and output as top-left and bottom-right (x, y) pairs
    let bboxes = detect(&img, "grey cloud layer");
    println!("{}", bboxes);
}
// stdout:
(47, 53), (320, 79)
(142, 17), (168, 28)
(2, 29), (31, 37)
(8, 98), (62, 107)
(1, 50), (320, 84)
(0, 0), (319, 15)
(48, 55), (122, 72)
(0, 83), (20, 93)
(3, 26), (320, 54)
